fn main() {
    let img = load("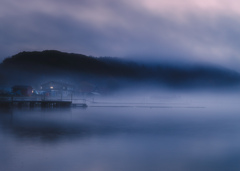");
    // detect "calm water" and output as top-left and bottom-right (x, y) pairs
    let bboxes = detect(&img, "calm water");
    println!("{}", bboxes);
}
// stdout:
(1, 101), (240, 171)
